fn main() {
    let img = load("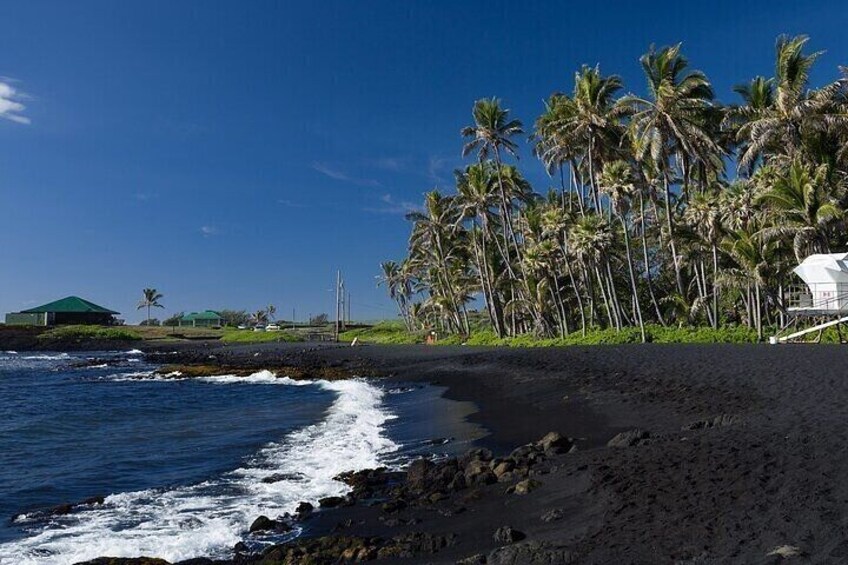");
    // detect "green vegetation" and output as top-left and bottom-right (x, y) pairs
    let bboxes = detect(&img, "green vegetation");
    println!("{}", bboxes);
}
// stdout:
(340, 322), (423, 344)
(380, 35), (848, 344)
(339, 322), (758, 346)
(220, 328), (302, 343)
(38, 325), (142, 341)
